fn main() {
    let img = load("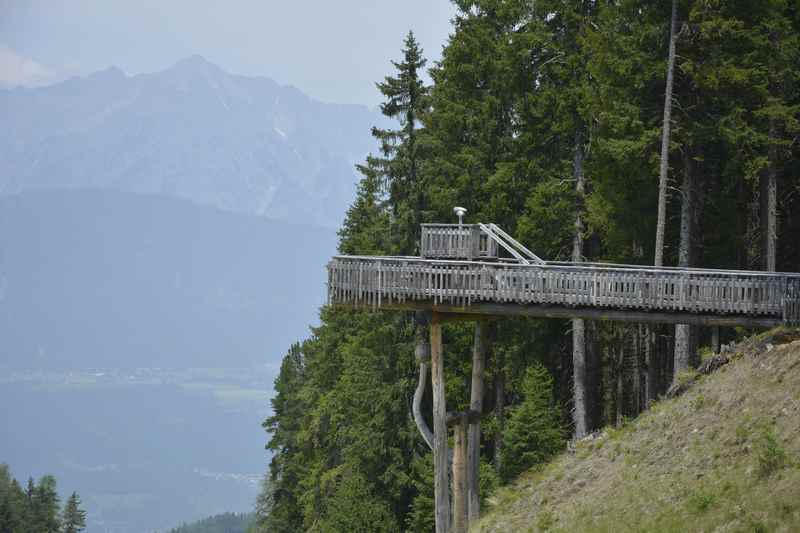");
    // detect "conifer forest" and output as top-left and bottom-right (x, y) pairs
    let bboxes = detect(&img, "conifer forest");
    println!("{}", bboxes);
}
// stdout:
(2, 1), (800, 532)
(257, 1), (800, 531)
